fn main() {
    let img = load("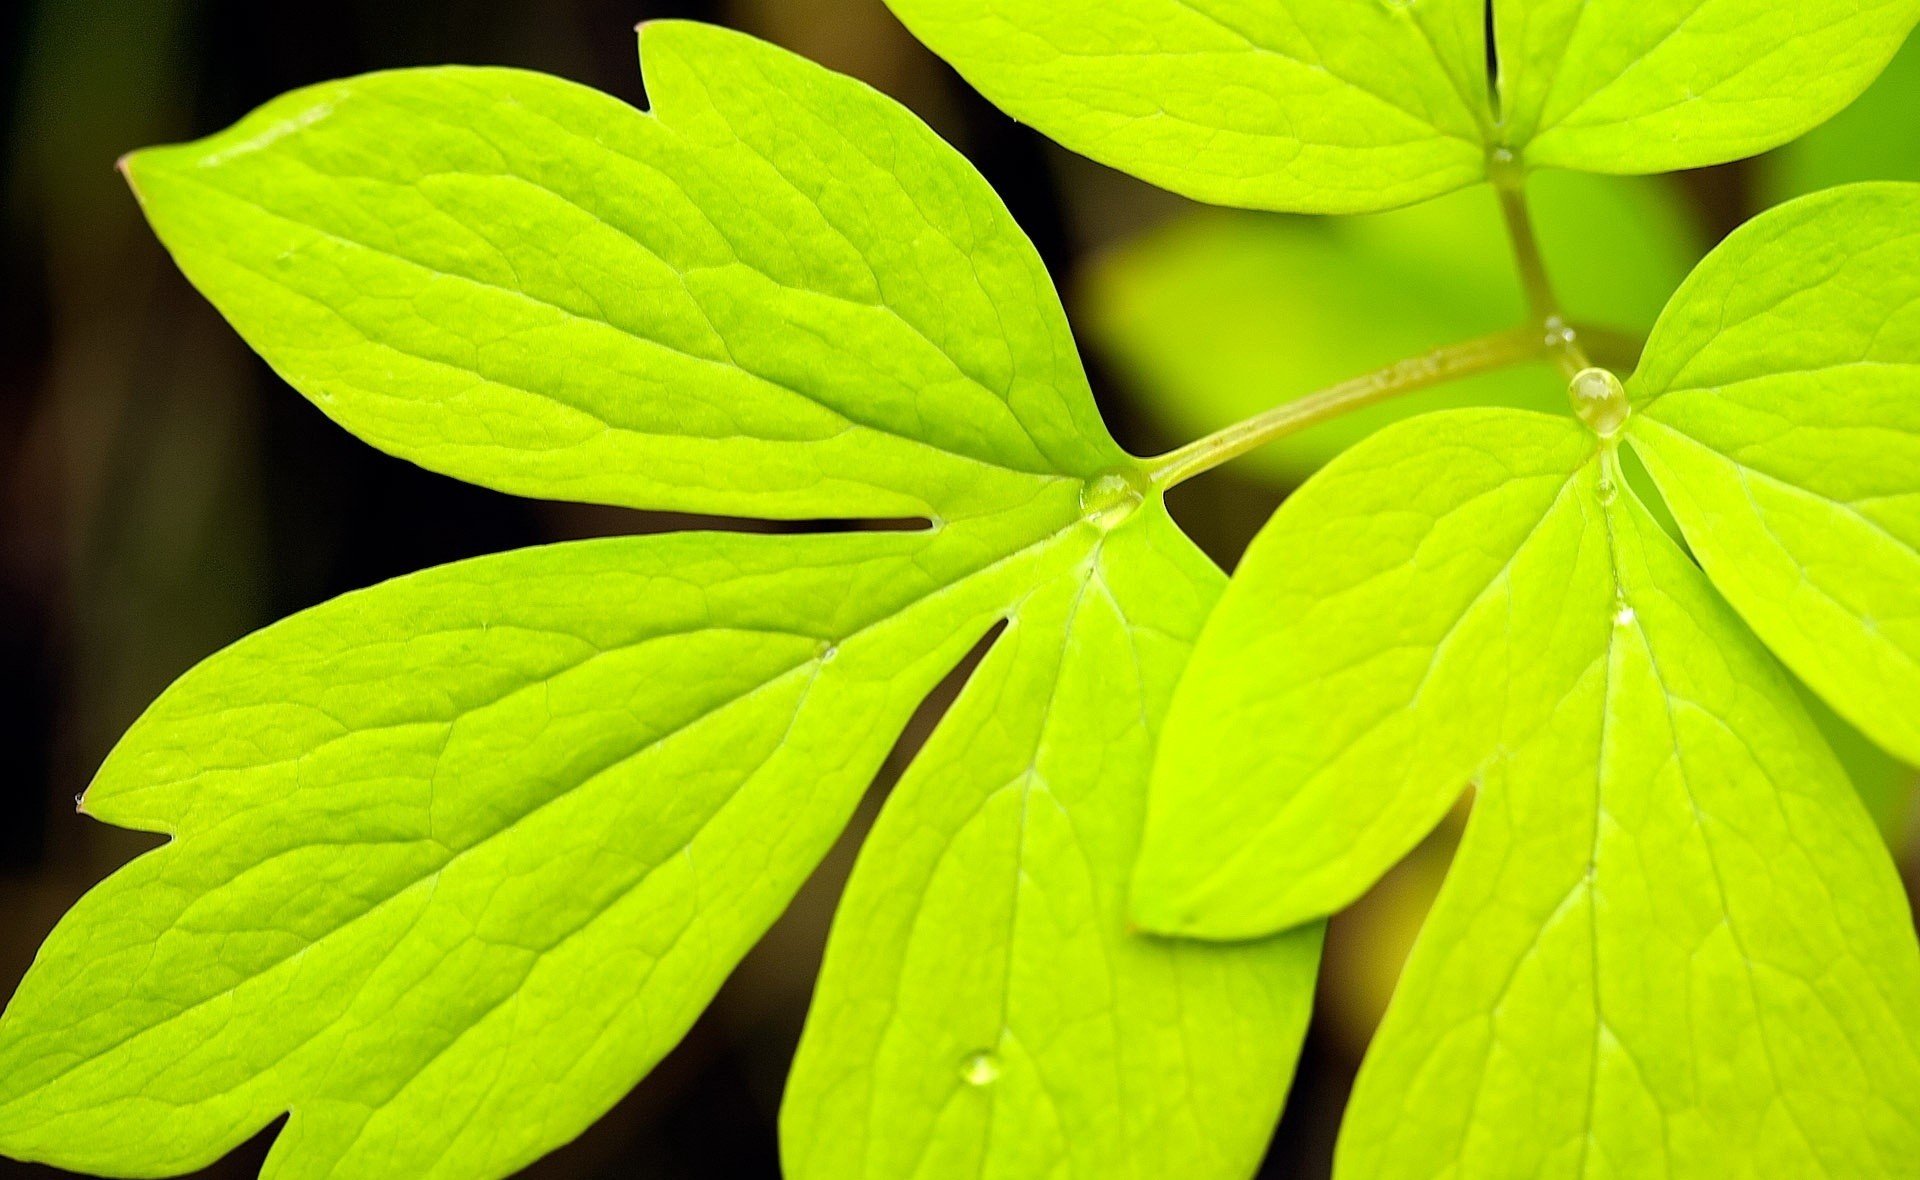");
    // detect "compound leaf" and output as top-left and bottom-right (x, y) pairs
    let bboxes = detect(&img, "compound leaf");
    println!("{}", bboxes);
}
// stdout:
(881, 0), (1491, 214)
(1628, 183), (1920, 766)
(123, 20), (1120, 523)
(0, 20), (1316, 1180)
(0, 527), (1060, 1177)
(1132, 409), (1605, 937)
(783, 508), (1319, 1180)
(1080, 171), (1699, 481)
(884, 0), (1917, 210)
(1496, 0), (1920, 174)
(1336, 464), (1920, 1178)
